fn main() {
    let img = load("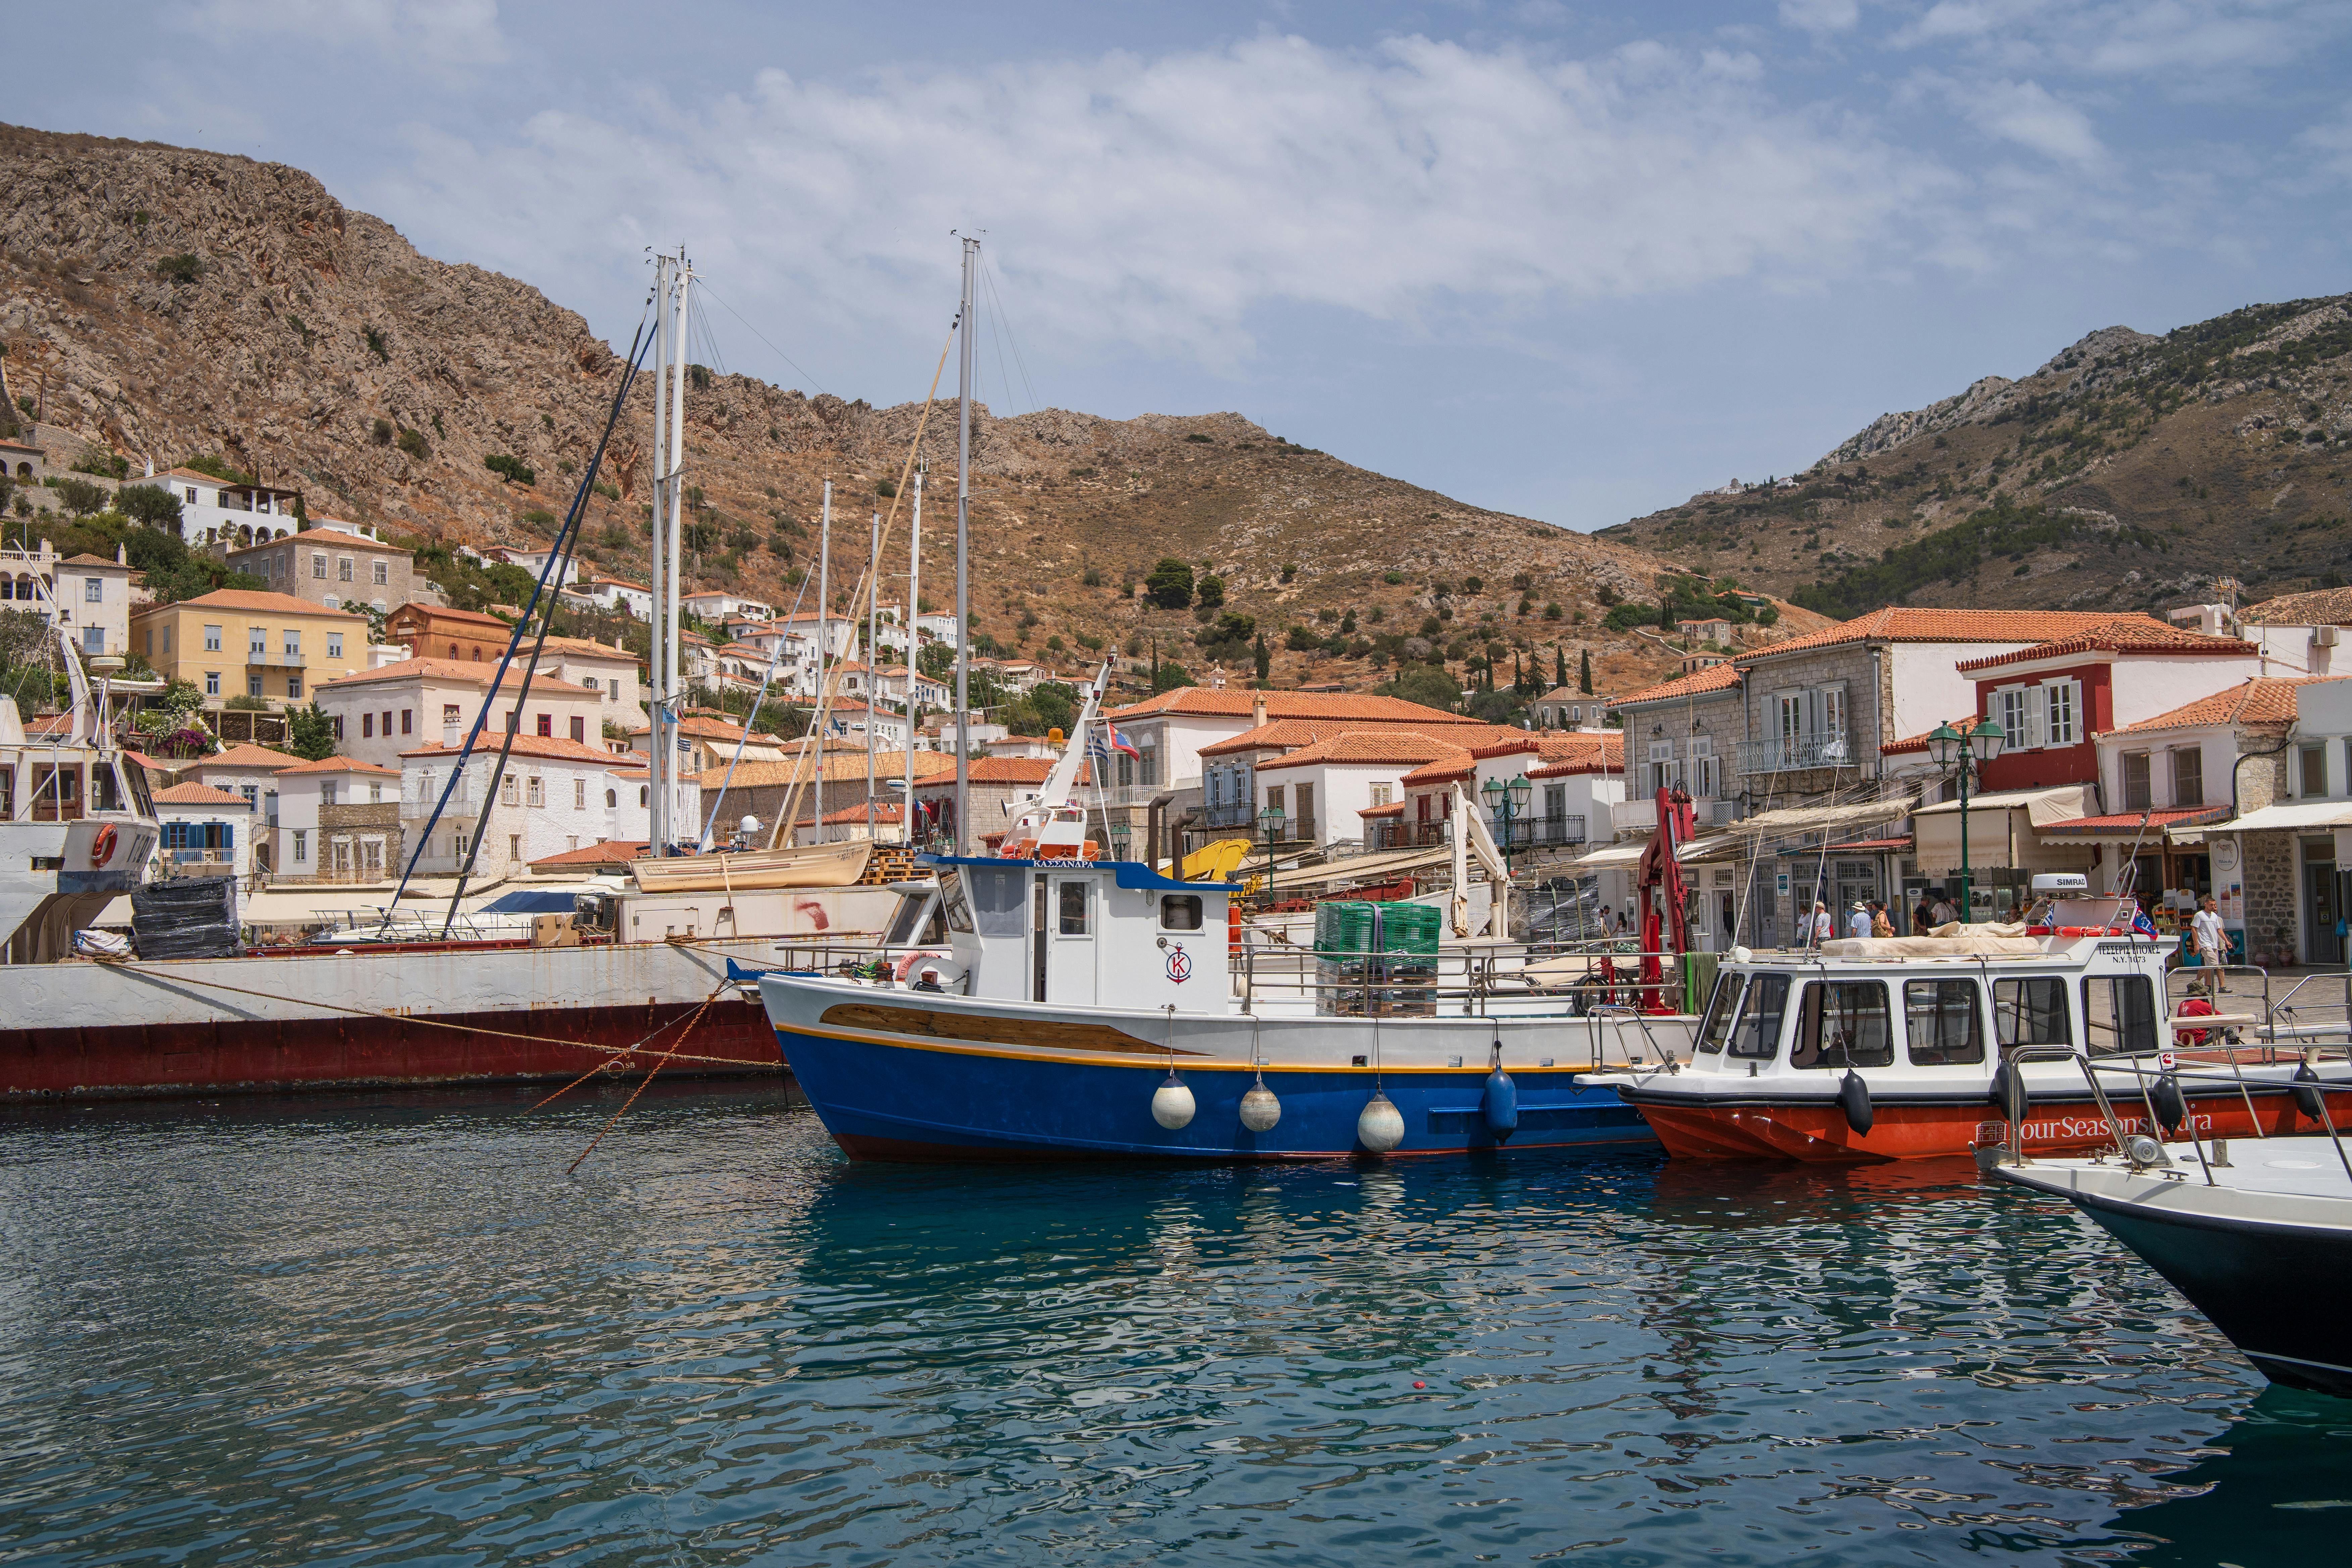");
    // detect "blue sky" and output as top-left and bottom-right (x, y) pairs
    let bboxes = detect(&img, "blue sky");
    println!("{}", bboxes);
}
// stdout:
(17, 2), (2352, 529)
